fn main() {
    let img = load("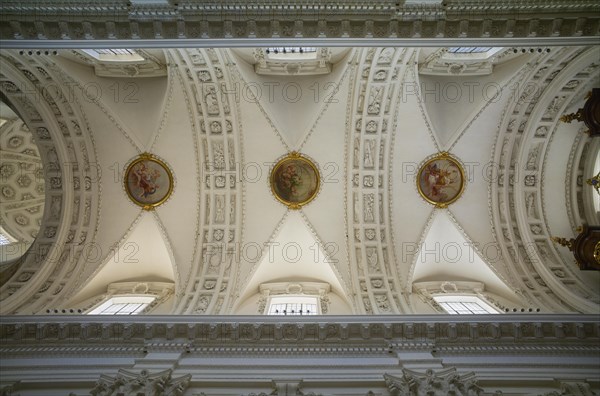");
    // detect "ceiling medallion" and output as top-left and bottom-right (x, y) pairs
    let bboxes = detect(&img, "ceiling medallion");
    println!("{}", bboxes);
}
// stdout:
(124, 153), (174, 210)
(270, 152), (320, 210)
(417, 152), (465, 208)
